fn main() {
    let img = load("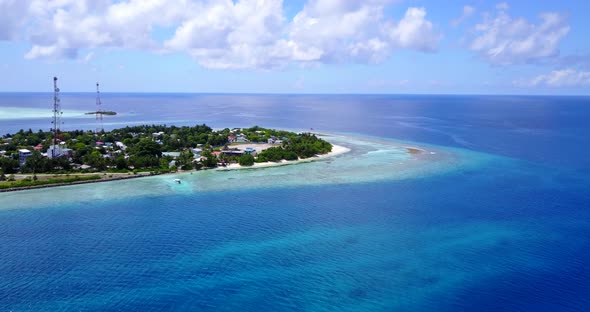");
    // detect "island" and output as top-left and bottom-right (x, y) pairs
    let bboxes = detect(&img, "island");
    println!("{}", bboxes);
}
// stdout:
(0, 125), (342, 191)
(85, 111), (117, 116)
